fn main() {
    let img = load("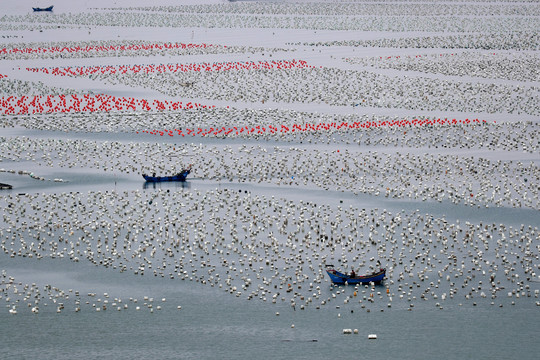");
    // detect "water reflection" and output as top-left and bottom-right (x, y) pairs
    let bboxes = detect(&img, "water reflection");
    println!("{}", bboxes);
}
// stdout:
(143, 180), (191, 191)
